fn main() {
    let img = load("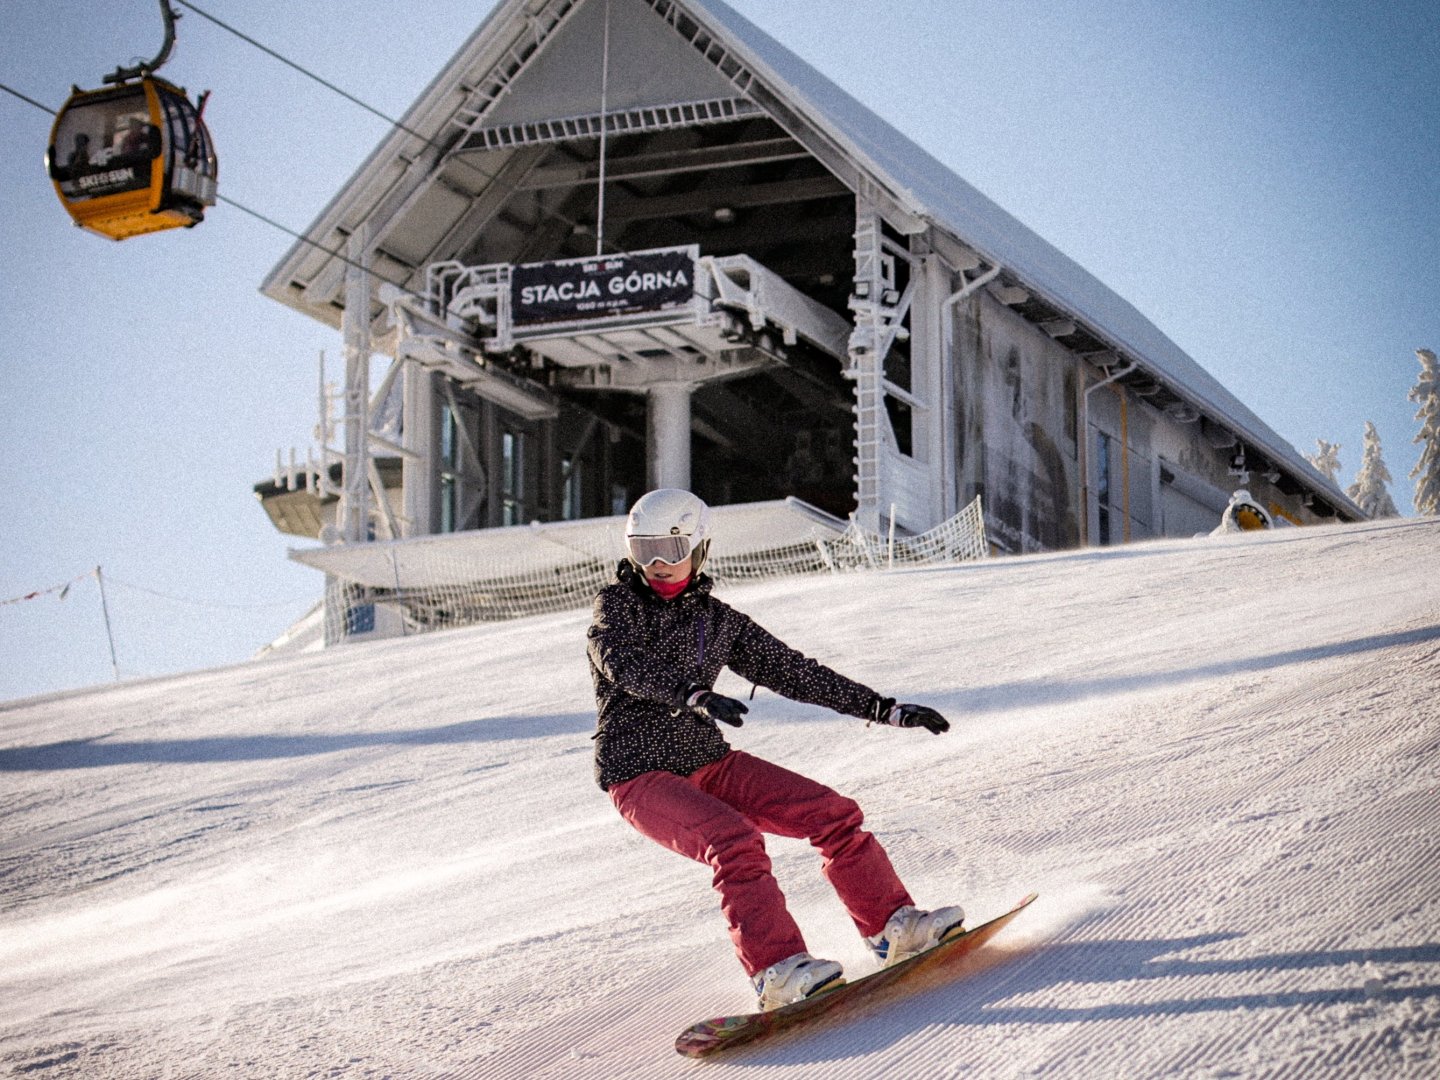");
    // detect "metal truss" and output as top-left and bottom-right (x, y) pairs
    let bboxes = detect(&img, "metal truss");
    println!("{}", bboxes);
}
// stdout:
(641, 0), (756, 94)
(448, 0), (758, 155)
(449, 0), (585, 135)
(455, 97), (764, 153)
